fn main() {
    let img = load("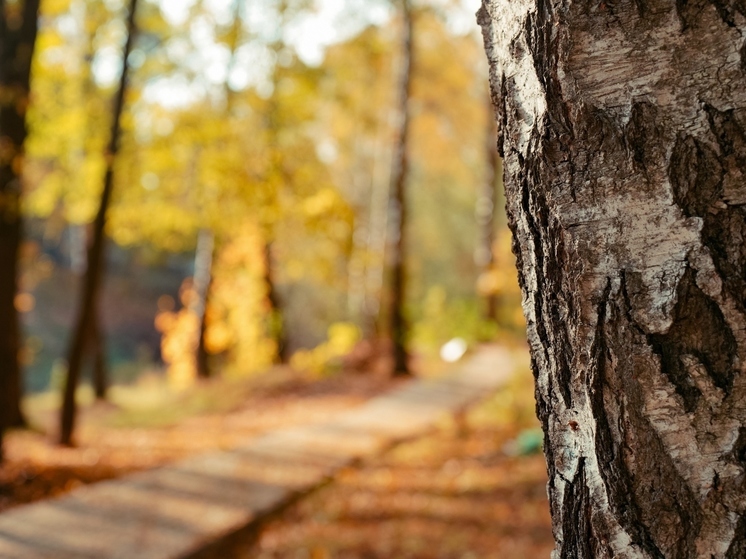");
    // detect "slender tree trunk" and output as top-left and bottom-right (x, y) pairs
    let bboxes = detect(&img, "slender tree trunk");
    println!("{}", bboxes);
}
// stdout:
(262, 30), (289, 364)
(479, 0), (746, 557)
(191, 0), (240, 377)
(89, 312), (107, 399)
(388, 0), (413, 376)
(364, 115), (394, 338)
(476, 90), (500, 321)
(192, 228), (214, 378)
(264, 240), (288, 363)
(0, 0), (40, 458)
(82, 222), (109, 399)
(60, 0), (138, 446)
